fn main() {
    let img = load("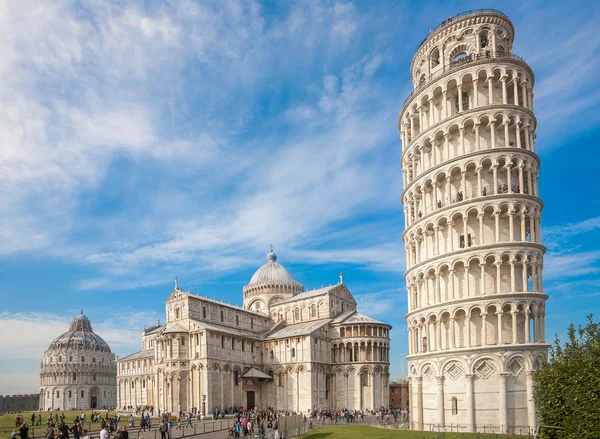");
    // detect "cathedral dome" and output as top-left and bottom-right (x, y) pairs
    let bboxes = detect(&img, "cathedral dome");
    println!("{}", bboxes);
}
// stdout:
(249, 248), (296, 286)
(46, 312), (112, 353)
